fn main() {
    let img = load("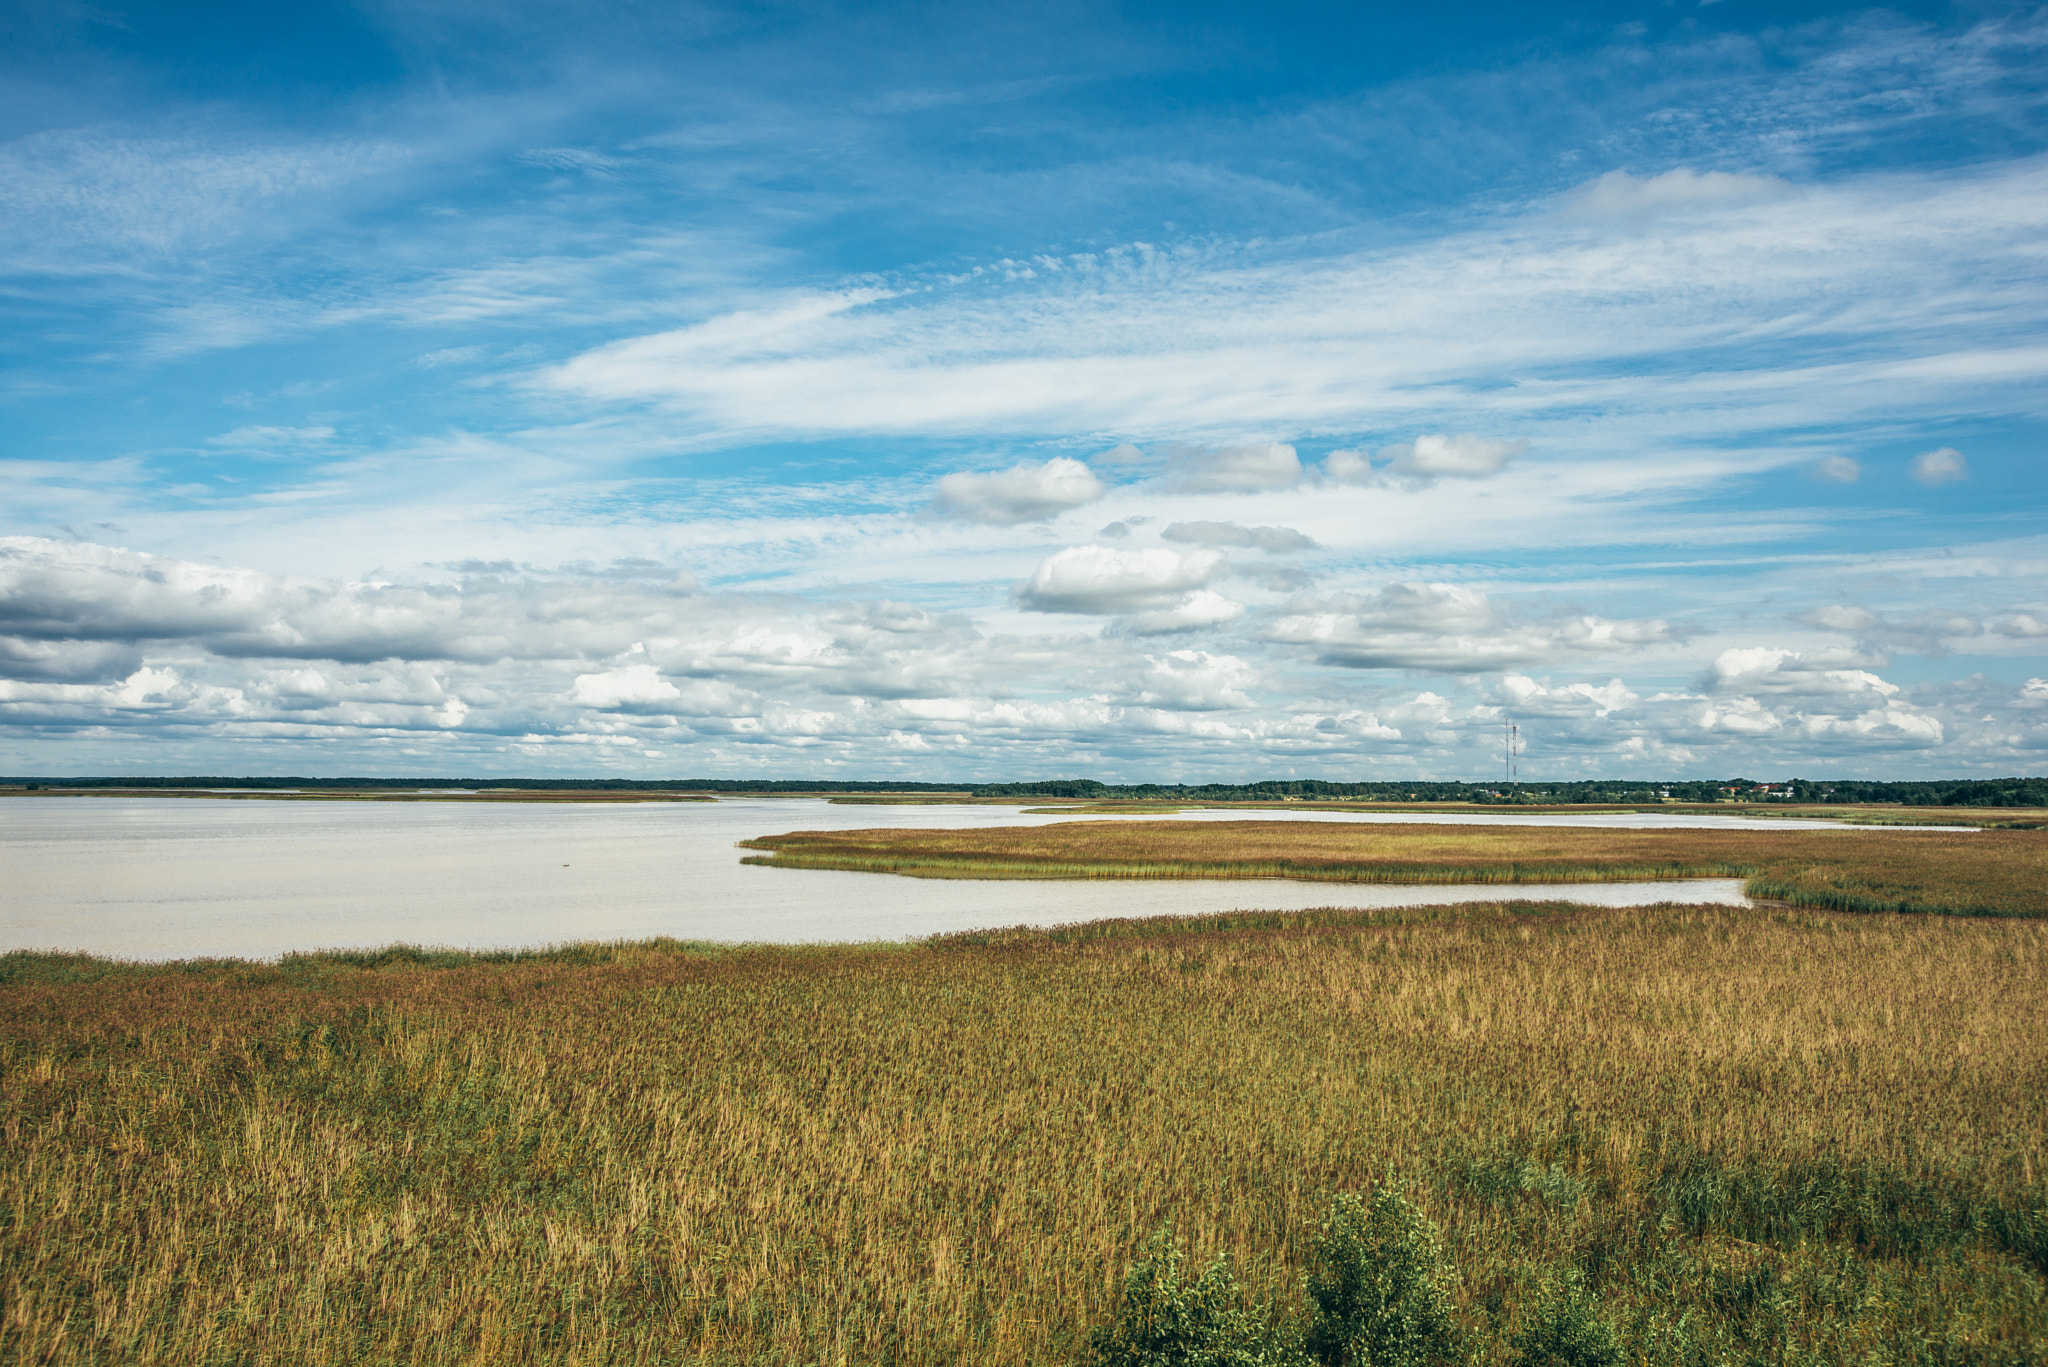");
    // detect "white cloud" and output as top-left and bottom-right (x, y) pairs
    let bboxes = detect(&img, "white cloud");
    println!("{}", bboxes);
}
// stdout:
(1799, 604), (1980, 657)
(1993, 613), (2048, 638)
(0, 535), (690, 664)
(1704, 647), (1901, 702)
(1117, 589), (1247, 636)
(1566, 168), (1794, 219)
(1321, 450), (1376, 485)
(930, 456), (1106, 524)
(1092, 443), (1149, 467)
(5, 533), (2039, 774)
(1498, 674), (1640, 717)
(0, 635), (142, 683)
(1381, 434), (1525, 480)
(570, 664), (681, 709)
(1301, 708), (1404, 742)
(1014, 545), (1225, 615)
(206, 425), (336, 450)
(0, 666), (191, 711)
(1129, 650), (1259, 710)
(0, 126), (408, 266)
(1910, 446), (1968, 484)
(1803, 605), (1883, 634)
(1161, 443), (1303, 492)
(1812, 454), (1861, 483)
(410, 345), (491, 368)
(1160, 521), (1317, 552)
(519, 155), (2048, 457)
(1263, 583), (1668, 672)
